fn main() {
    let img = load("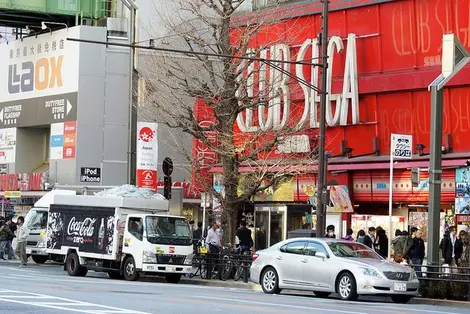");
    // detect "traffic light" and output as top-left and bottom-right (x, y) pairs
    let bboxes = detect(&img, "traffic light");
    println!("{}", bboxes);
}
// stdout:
(164, 175), (172, 199)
